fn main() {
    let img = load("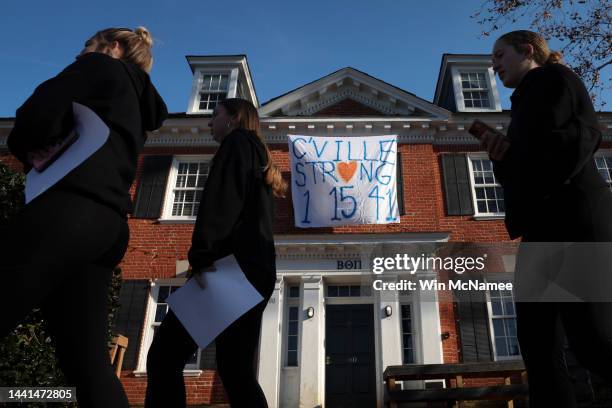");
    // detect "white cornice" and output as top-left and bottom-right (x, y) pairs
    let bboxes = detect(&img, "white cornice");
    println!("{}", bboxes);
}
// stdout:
(3, 115), (612, 149)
